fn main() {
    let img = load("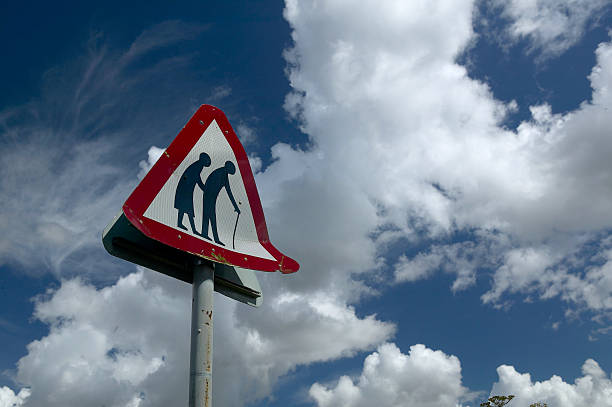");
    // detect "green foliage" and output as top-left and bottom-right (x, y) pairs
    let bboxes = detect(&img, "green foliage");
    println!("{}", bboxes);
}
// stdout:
(480, 395), (549, 407)
(480, 395), (515, 407)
